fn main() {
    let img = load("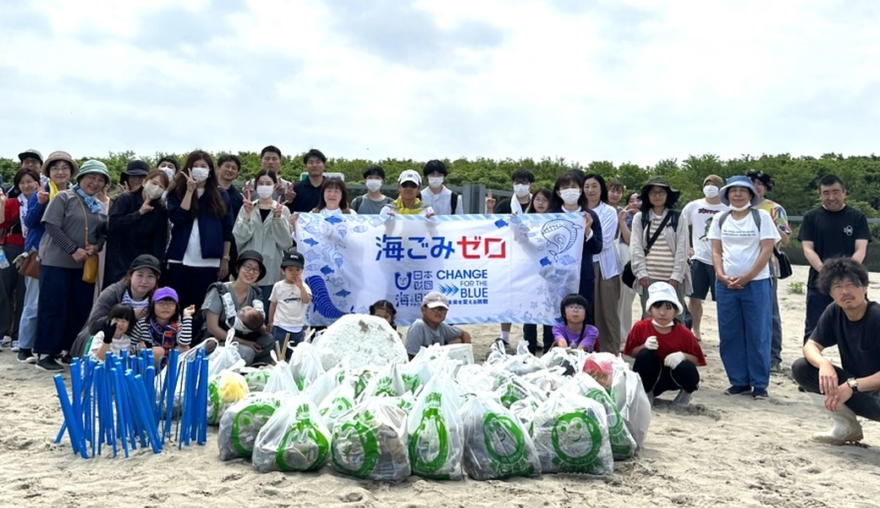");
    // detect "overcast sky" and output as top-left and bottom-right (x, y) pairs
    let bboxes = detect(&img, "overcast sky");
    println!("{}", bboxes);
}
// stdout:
(1, 0), (878, 166)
